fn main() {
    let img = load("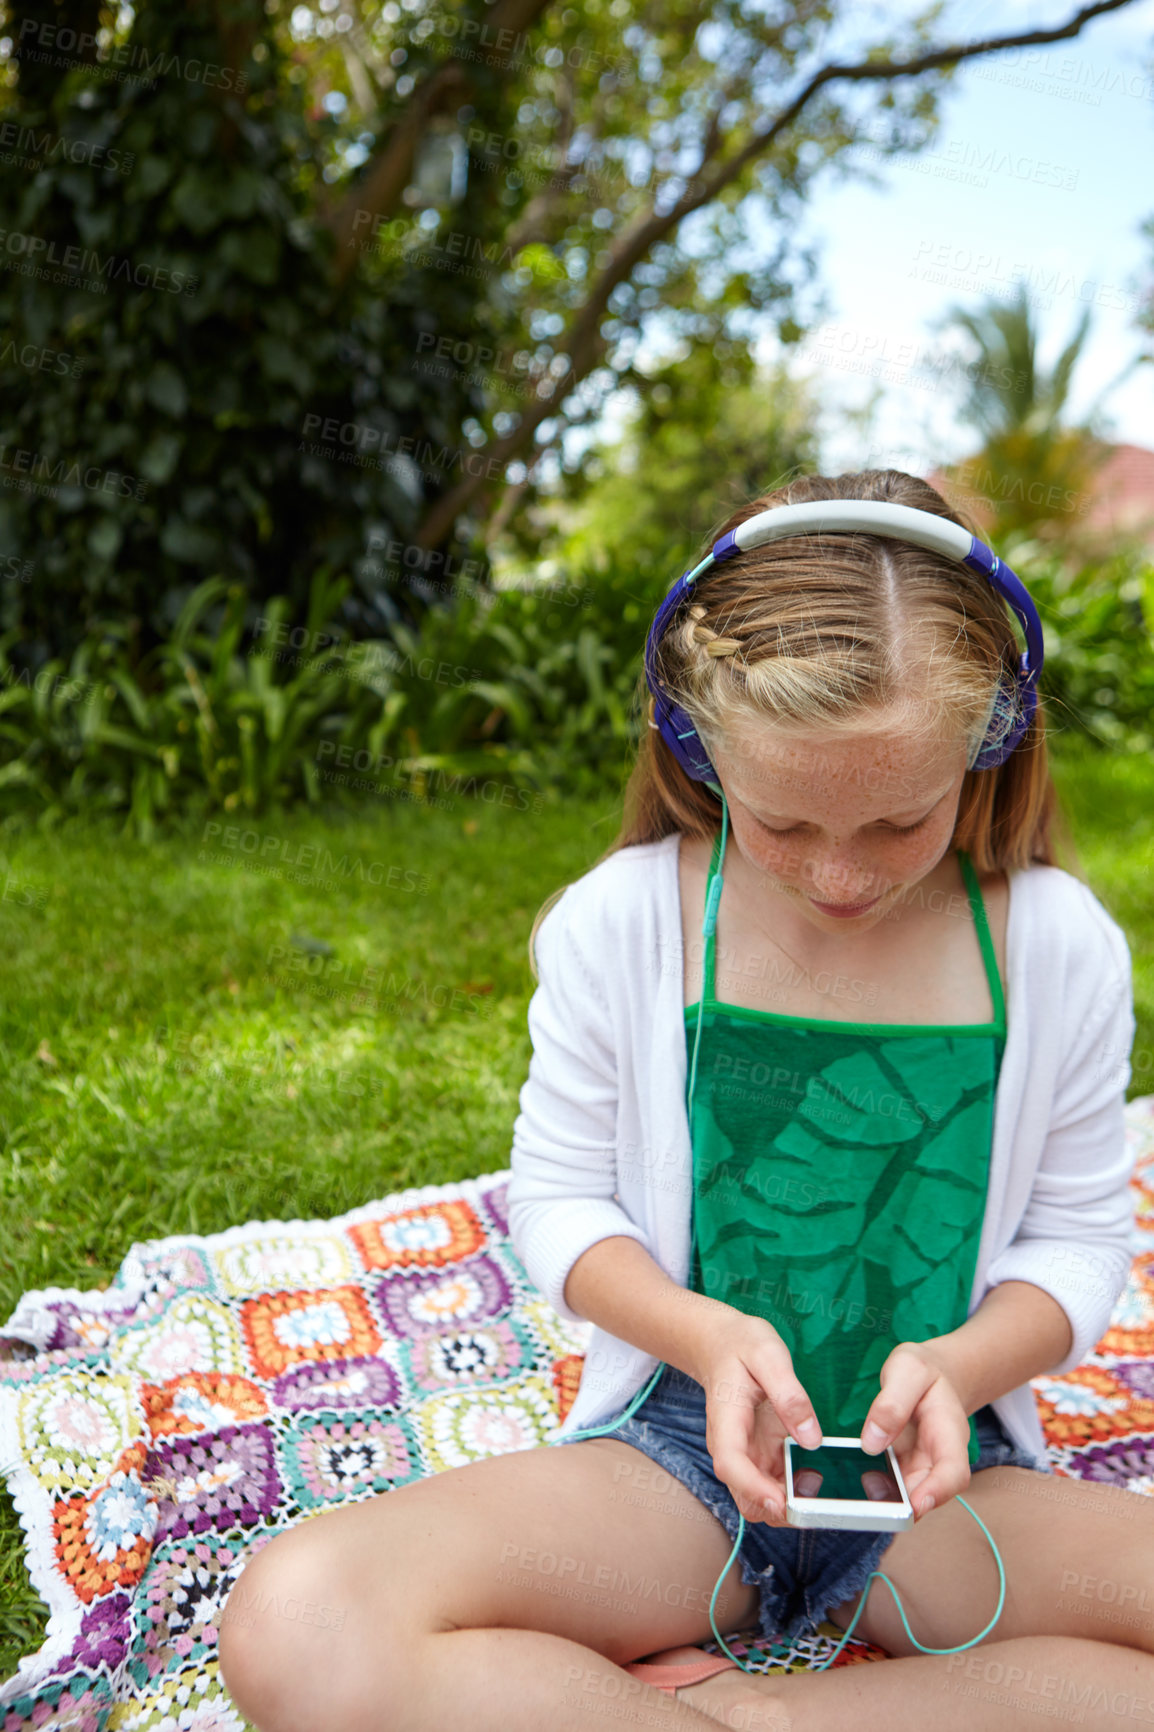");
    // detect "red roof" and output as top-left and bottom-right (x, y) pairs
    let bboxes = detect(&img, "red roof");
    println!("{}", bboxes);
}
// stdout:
(926, 442), (1154, 552)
